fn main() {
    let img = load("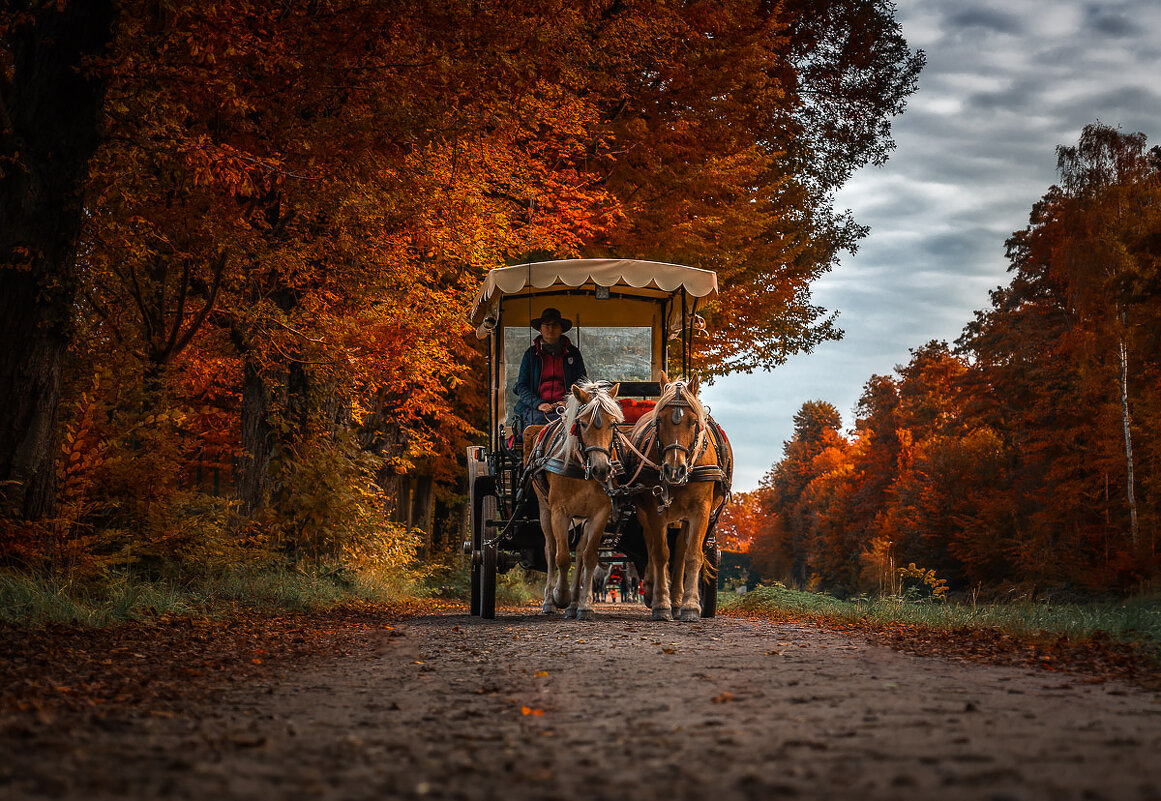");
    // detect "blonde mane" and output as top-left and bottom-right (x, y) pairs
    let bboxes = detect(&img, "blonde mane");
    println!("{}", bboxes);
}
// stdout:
(561, 379), (625, 468)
